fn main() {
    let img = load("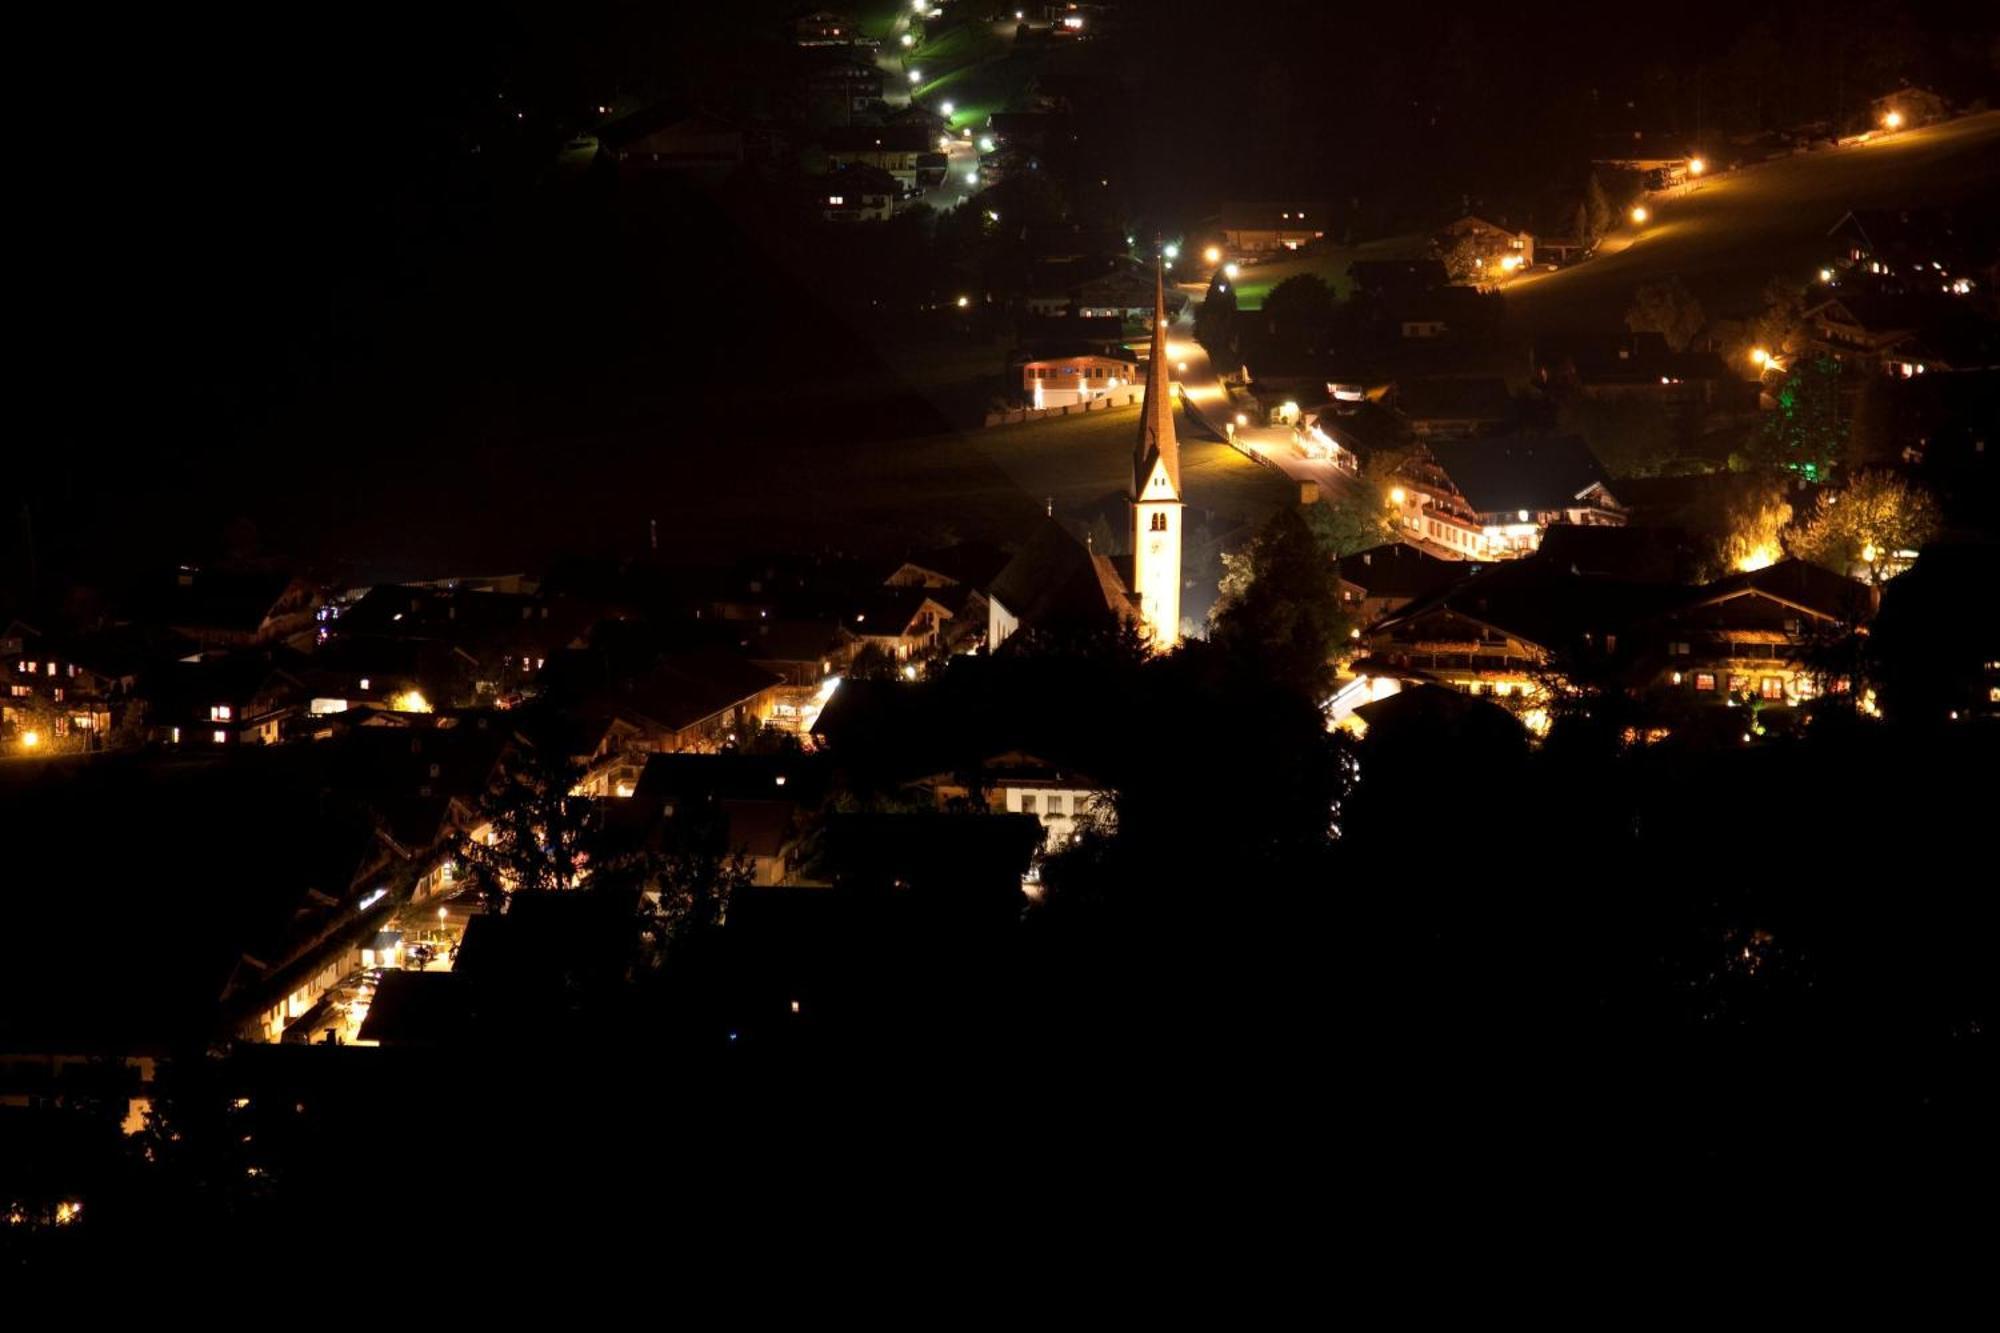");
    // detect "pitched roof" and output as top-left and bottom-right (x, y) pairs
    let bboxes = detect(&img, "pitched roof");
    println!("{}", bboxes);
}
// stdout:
(1395, 375), (1513, 423)
(1424, 434), (1612, 514)
(601, 652), (782, 733)
(1336, 543), (1477, 603)
(1133, 253), (1180, 497)
(988, 517), (1134, 630)
(1681, 558), (1871, 622)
